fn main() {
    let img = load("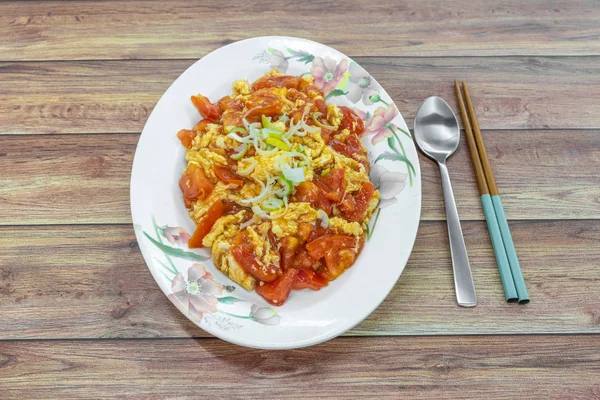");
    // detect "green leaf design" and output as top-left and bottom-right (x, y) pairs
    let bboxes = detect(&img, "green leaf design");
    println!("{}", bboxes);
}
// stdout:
(224, 285), (236, 293)
(218, 296), (246, 304)
(143, 231), (210, 261)
(325, 89), (348, 100)
(285, 47), (315, 64)
(375, 151), (412, 165)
